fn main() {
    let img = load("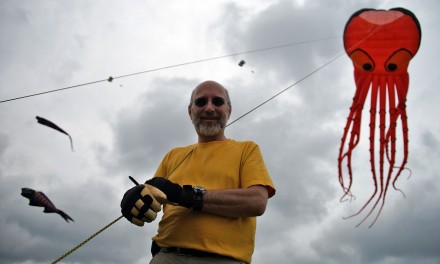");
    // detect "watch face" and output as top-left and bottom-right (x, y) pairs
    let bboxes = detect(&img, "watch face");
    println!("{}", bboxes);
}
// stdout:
(193, 186), (206, 194)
